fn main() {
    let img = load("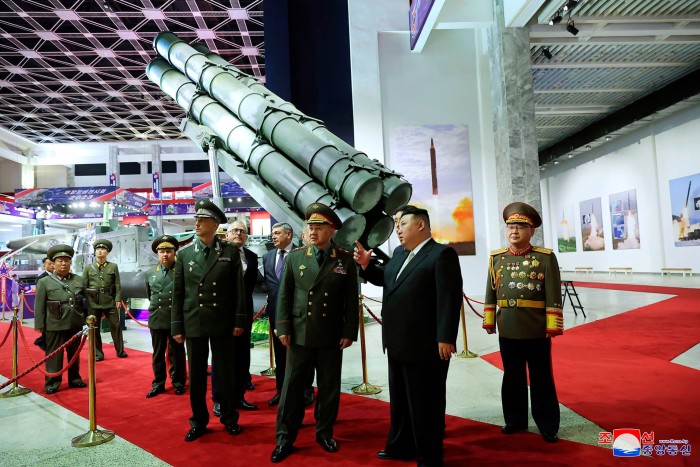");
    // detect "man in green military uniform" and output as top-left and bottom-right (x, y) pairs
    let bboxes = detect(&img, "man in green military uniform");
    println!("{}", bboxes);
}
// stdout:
(145, 235), (186, 398)
(271, 203), (359, 463)
(172, 199), (247, 442)
(34, 244), (87, 394)
(483, 202), (564, 443)
(83, 238), (126, 361)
